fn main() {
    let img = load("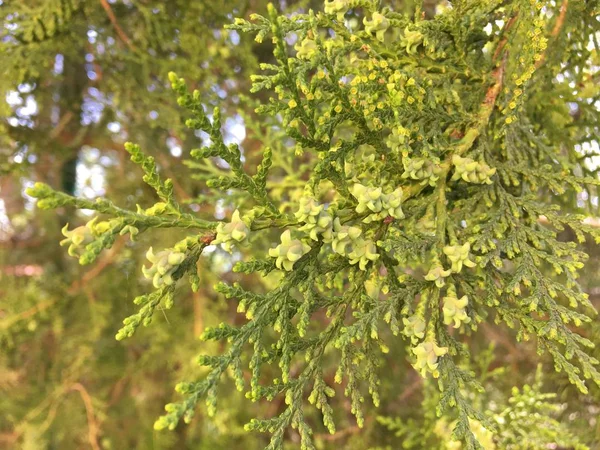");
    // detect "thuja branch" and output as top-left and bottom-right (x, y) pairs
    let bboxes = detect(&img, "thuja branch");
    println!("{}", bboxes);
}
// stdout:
(27, 1), (600, 449)
(28, 184), (214, 231)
